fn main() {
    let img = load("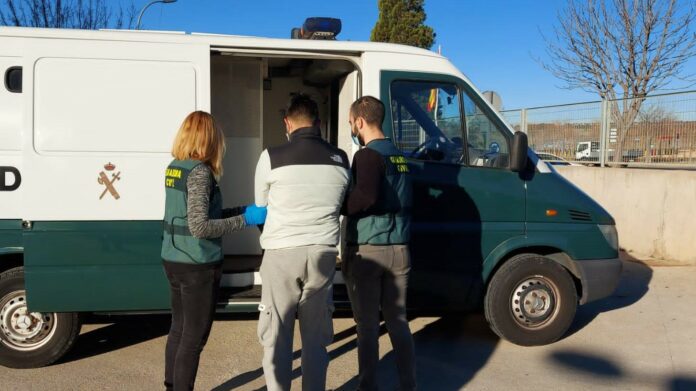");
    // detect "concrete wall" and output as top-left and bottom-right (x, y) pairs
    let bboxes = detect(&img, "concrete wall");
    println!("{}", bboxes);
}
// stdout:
(555, 166), (696, 266)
